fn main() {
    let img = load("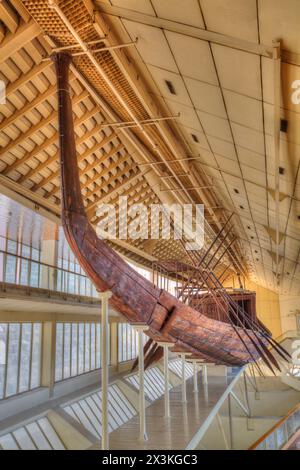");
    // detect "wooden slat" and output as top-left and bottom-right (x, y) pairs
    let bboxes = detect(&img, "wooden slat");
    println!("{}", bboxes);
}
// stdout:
(0, 0), (19, 33)
(0, 20), (41, 65)
(0, 89), (89, 157)
(86, 168), (139, 213)
(10, 0), (31, 22)
(6, 61), (52, 97)
(85, 161), (137, 207)
(30, 133), (118, 192)
(18, 121), (113, 184)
